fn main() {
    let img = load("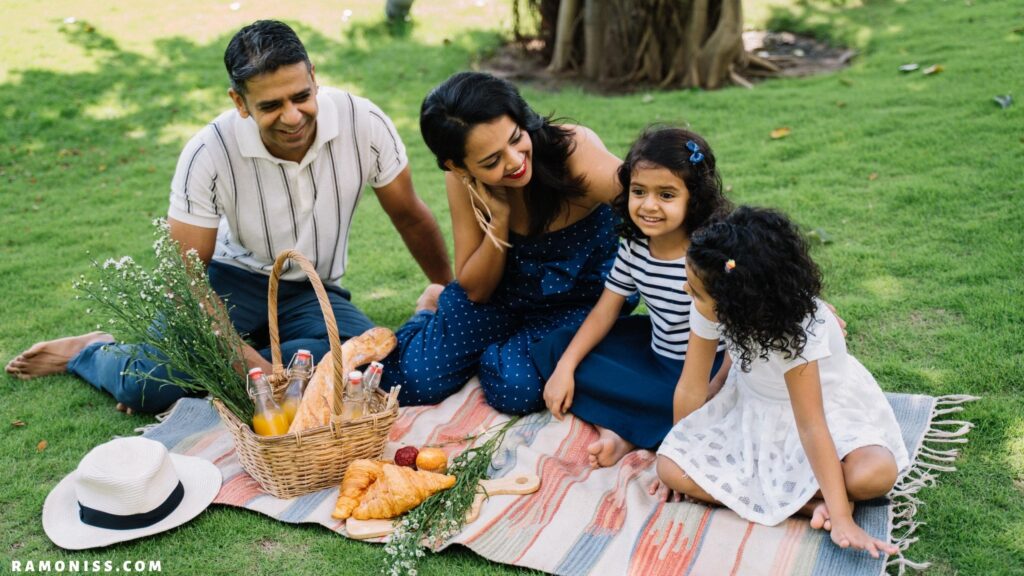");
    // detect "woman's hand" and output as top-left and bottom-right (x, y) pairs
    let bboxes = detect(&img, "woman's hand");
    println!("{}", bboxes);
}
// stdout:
(468, 177), (512, 223)
(828, 516), (899, 558)
(543, 364), (576, 420)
